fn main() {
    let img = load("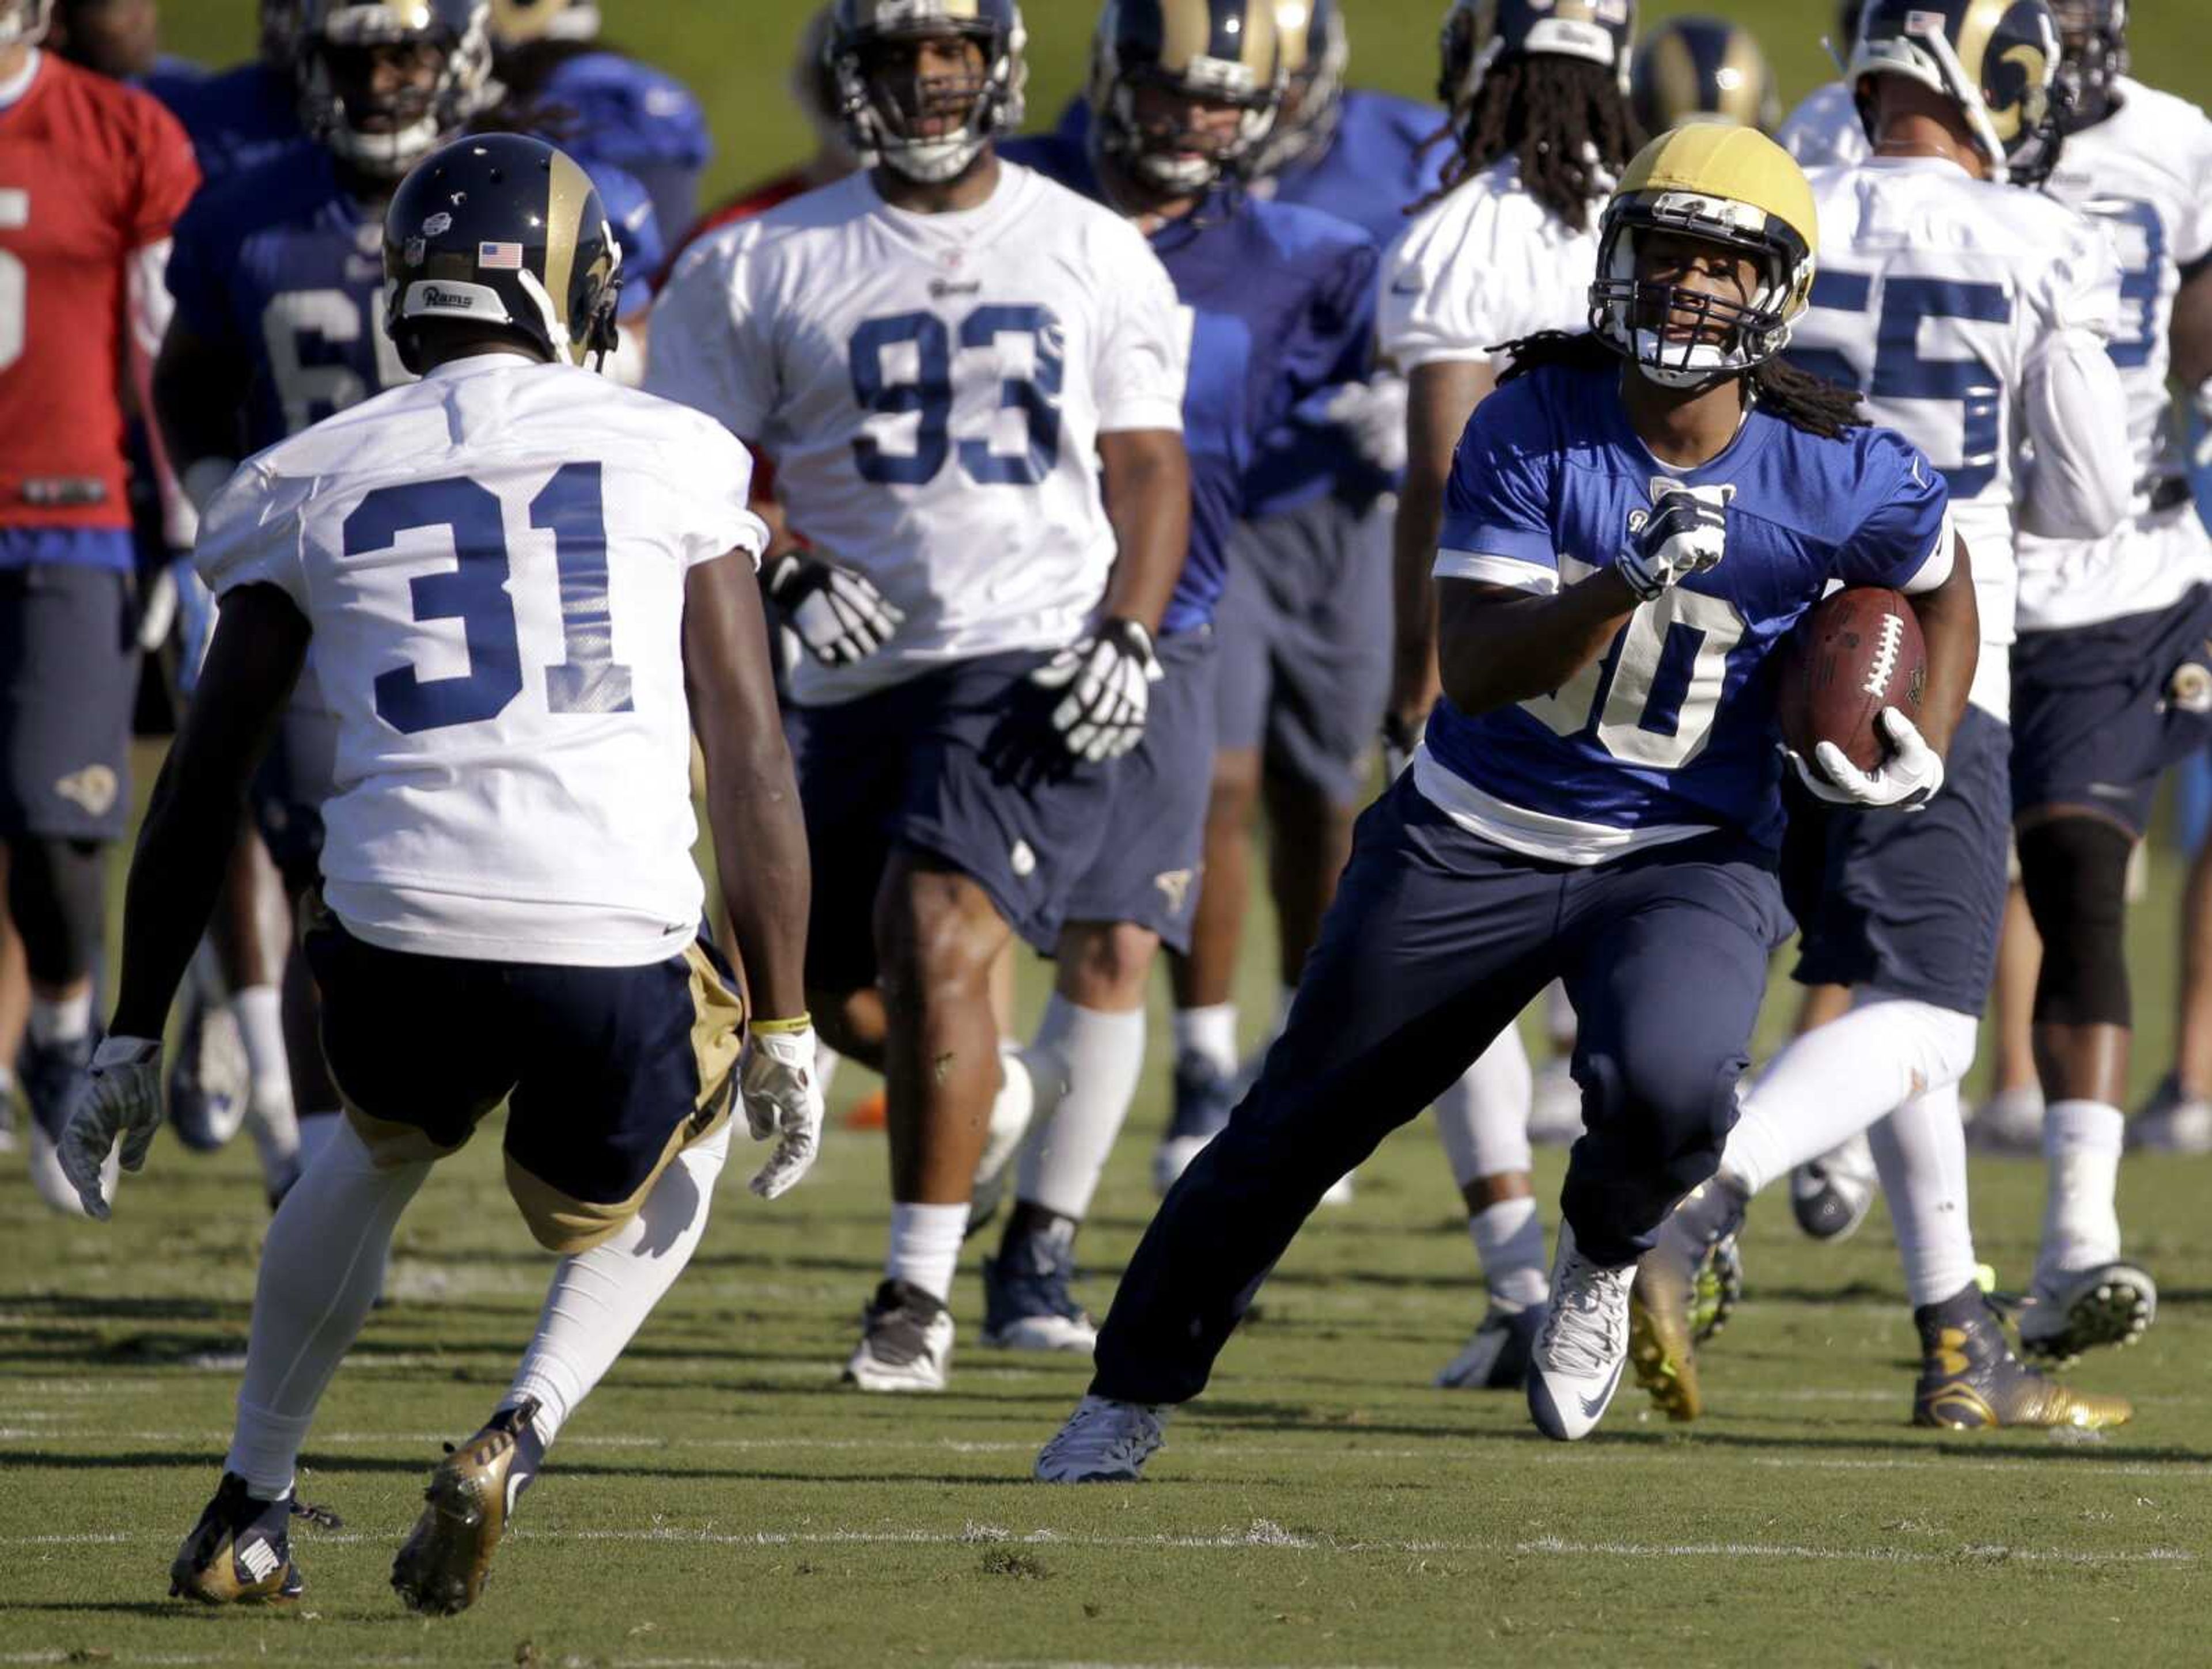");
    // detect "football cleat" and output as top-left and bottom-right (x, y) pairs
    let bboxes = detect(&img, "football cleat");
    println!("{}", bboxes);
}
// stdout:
(2016, 1261), (2157, 1368)
(168, 992), (250, 1154)
(1526, 1228), (1635, 1442)
(170, 1474), (338, 1604)
(1527, 1058), (1583, 1146)
(1628, 1178), (1748, 1423)
(1967, 1084), (2044, 1155)
(1153, 1052), (1236, 1193)
(1789, 1131), (1878, 1242)
(982, 1229), (1097, 1353)
(842, 1279), (955, 1391)
(1912, 1288), (2132, 1430)
(1691, 1230), (1744, 1344)
(23, 1031), (111, 1217)
(1035, 1394), (1167, 1483)
(391, 1399), (541, 1616)
(1318, 1169), (1357, 1207)
(2128, 1074), (2212, 1155)
(1435, 1295), (1543, 1390)
(968, 1045), (1038, 1238)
